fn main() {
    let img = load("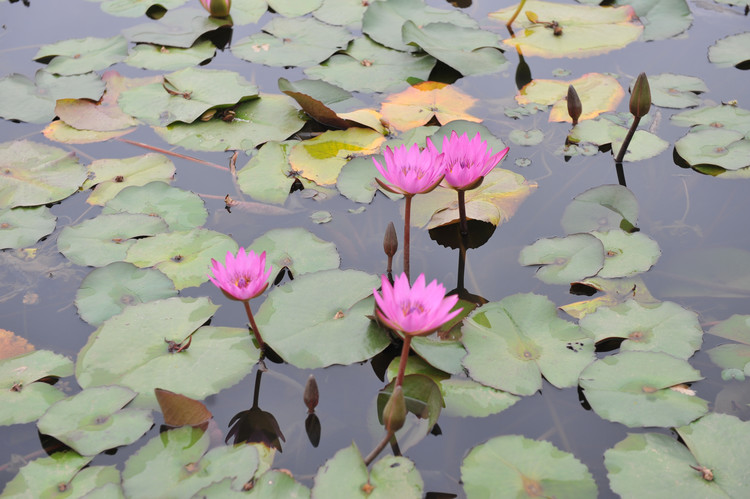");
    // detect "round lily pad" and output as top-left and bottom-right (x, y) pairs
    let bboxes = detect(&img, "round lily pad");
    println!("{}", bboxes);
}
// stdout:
(579, 351), (708, 427)
(674, 129), (750, 171)
(102, 182), (207, 231)
(34, 35), (128, 76)
(248, 227), (340, 280)
(591, 230), (661, 278)
(125, 40), (217, 71)
(461, 293), (595, 396)
(122, 7), (229, 46)
(83, 153), (176, 206)
(509, 128), (544, 146)
(0, 206), (56, 250)
(254, 269), (389, 368)
(709, 32), (750, 69)
(580, 300), (703, 359)
(75, 262), (178, 326)
(519, 233), (605, 285)
(0, 451), (93, 498)
(561, 184), (639, 234)
(646, 73), (707, 109)
(461, 434), (597, 498)
(671, 104), (750, 135)
(237, 141), (296, 205)
(37, 385), (153, 456)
